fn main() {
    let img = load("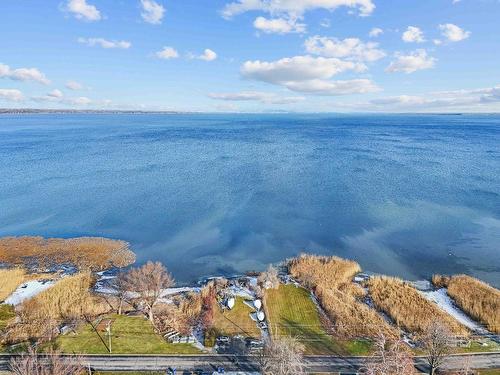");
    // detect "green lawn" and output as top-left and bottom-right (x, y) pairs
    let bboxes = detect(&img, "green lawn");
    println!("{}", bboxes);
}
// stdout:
(264, 284), (372, 355)
(52, 314), (200, 354)
(0, 304), (15, 331)
(459, 339), (500, 353)
(477, 370), (500, 375)
(206, 297), (260, 346)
